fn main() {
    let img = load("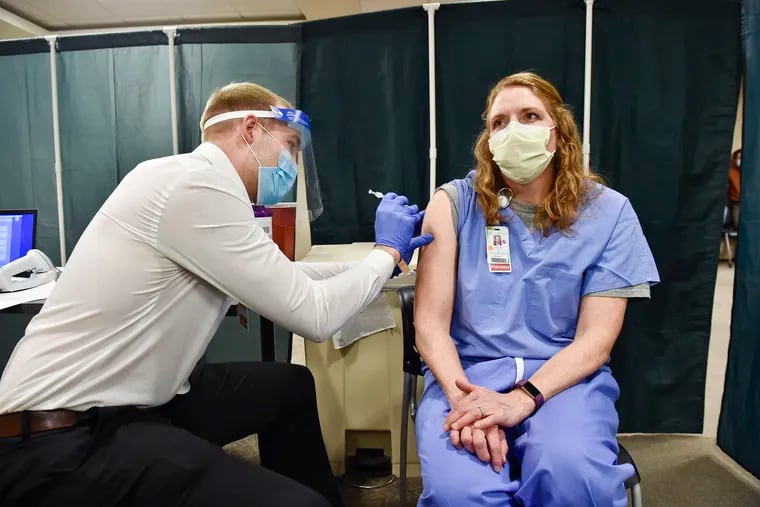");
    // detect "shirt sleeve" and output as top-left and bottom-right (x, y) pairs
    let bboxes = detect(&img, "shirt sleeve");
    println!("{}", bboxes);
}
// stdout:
(296, 261), (357, 280)
(581, 200), (660, 297)
(156, 171), (395, 343)
(586, 282), (651, 299)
